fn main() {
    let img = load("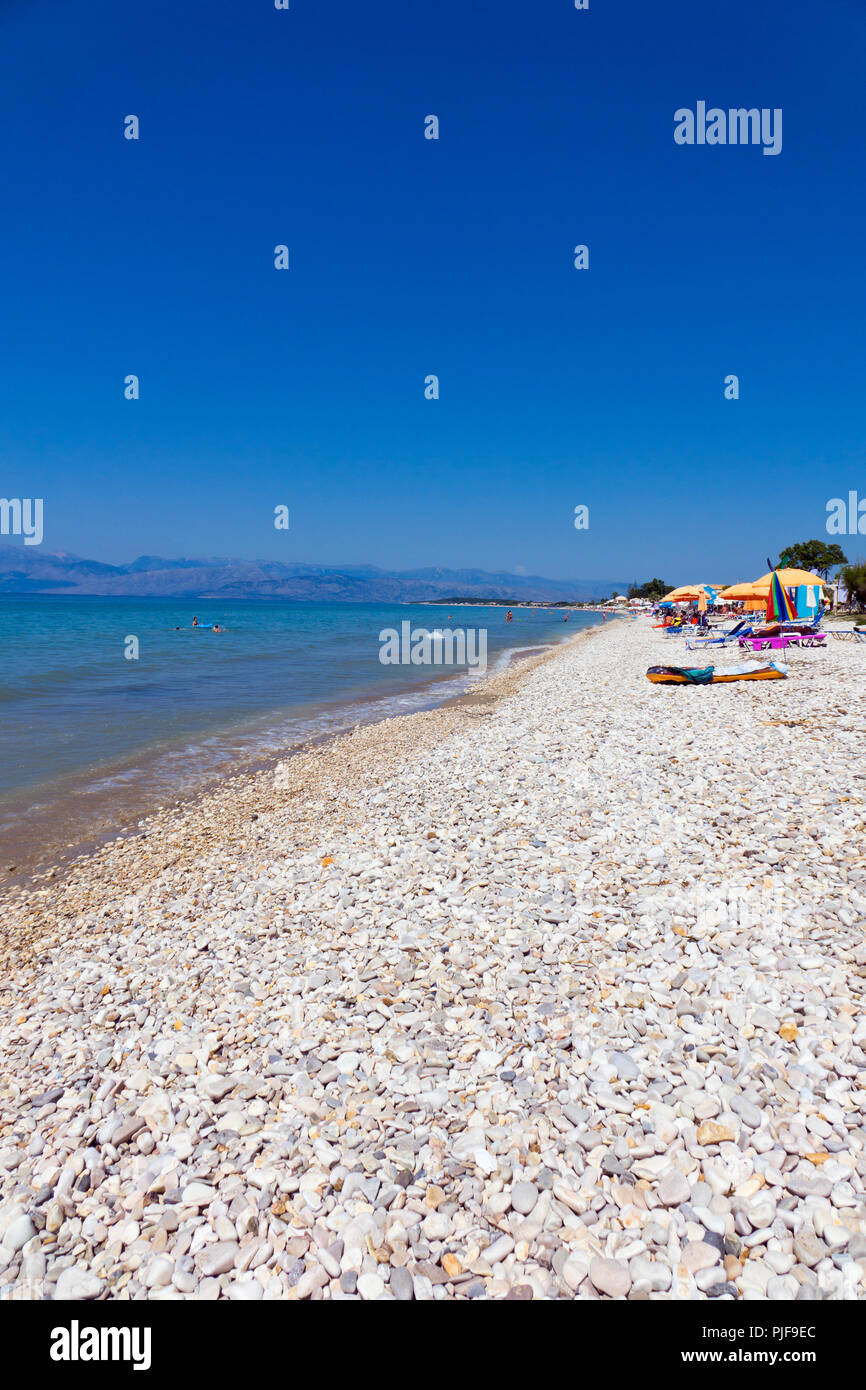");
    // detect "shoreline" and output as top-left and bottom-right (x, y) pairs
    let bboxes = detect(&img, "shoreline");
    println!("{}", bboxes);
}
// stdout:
(2, 618), (864, 1303)
(0, 624), (603, 932)
(0, 622), (600, 894)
